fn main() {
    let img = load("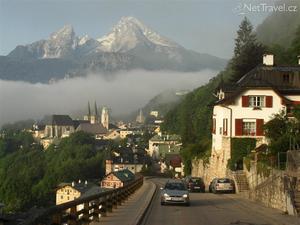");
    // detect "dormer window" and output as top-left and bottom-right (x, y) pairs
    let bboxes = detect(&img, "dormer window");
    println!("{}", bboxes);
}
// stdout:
(249, 96), (265, 108)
